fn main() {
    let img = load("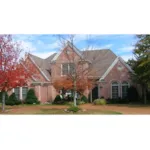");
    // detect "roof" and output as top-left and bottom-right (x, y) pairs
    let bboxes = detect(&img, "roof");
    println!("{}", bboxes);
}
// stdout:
(52, 41), (83, 61)
(28, 53), (56, 81)
(82, 49), (117, 77)
(29, 49), (117, 81)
